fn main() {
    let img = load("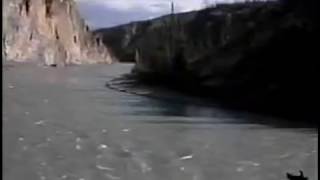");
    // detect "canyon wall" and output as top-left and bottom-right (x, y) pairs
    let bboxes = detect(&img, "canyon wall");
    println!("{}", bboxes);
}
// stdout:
(3, 0), (114, 66)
